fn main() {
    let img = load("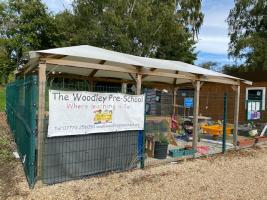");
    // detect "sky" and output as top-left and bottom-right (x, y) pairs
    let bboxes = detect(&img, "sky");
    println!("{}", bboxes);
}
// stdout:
(195, 0), (237, 70)
(42, 0), (236, 70)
